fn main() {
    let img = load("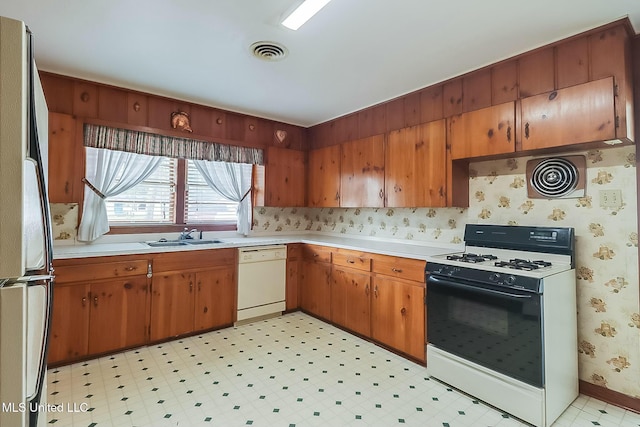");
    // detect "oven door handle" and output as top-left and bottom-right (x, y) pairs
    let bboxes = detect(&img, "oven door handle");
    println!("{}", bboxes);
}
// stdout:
(427, 275), (536, 300)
